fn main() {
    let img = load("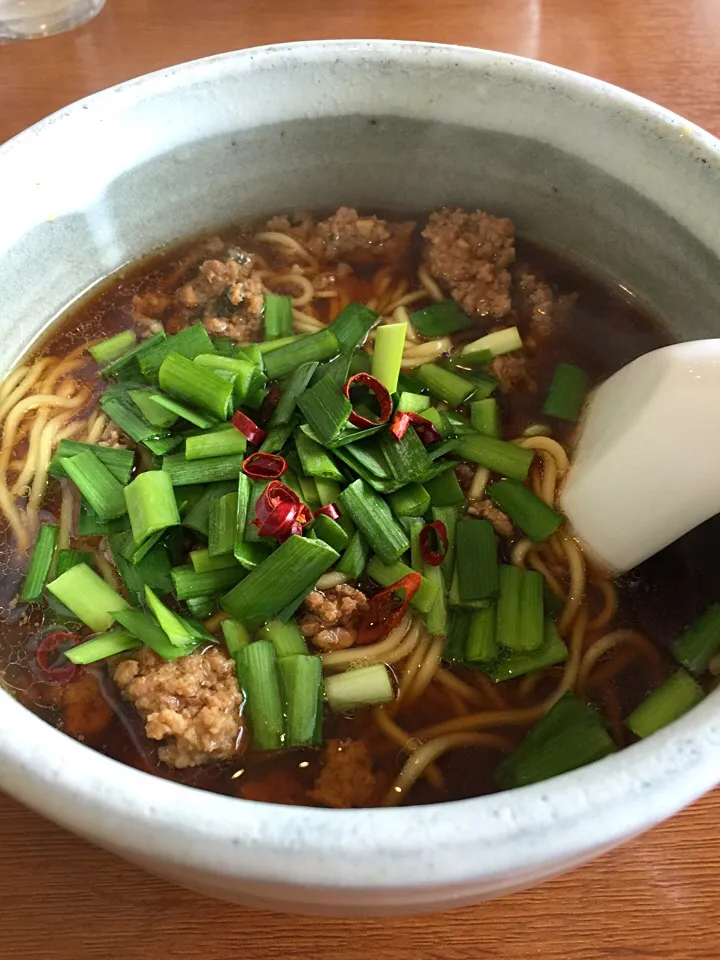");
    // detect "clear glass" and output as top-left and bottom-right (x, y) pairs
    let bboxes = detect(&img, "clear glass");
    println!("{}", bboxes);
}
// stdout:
(0, 0), (105, 40)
